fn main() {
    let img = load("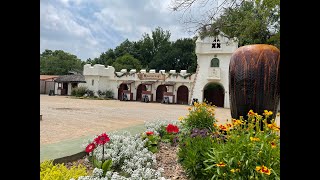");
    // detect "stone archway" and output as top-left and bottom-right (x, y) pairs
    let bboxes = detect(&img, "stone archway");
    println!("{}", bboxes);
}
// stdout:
(156, 85), (167, 102)
(136, 84), (147, 101)
(177, 85), (189, 104)
(203, 82), (225, 107)
(118, 83), (128, 100)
